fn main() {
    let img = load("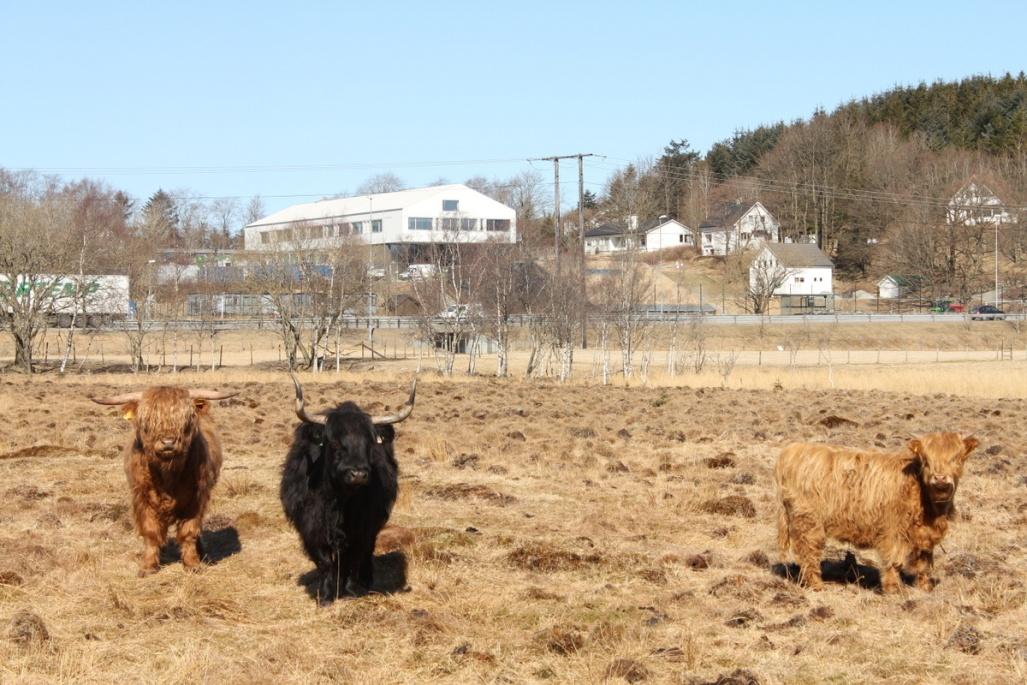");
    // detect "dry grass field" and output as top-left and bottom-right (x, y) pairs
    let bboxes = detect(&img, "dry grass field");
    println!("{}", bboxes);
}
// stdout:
(1, 370), (1026, 684)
